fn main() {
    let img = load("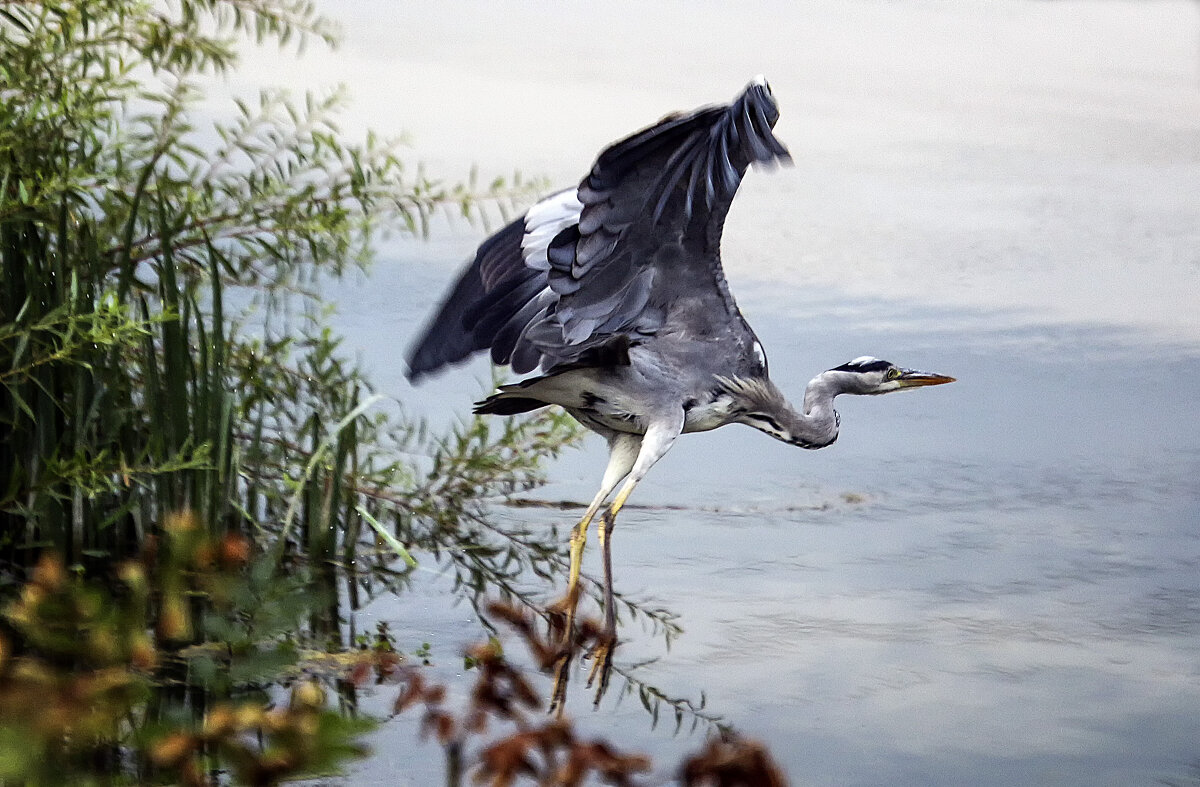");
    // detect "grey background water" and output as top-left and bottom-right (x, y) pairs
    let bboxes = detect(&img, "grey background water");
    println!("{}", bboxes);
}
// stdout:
(223, 1), (1200, 784)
